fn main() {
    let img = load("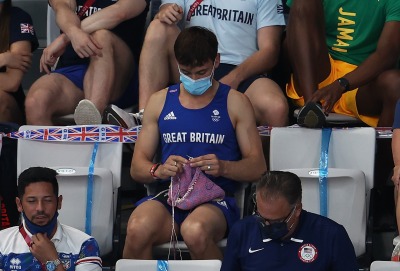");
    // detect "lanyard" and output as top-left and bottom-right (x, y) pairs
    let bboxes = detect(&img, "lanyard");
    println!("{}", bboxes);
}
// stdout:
(19, 225), (47, 271)
(19, 224), (33, 247)
(186, 0), (204, 21)
(157, 260), (169, 271)
(85, 142), (99, 235)
(77, 0), (97, 19)
(319, 128), (332, 217)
